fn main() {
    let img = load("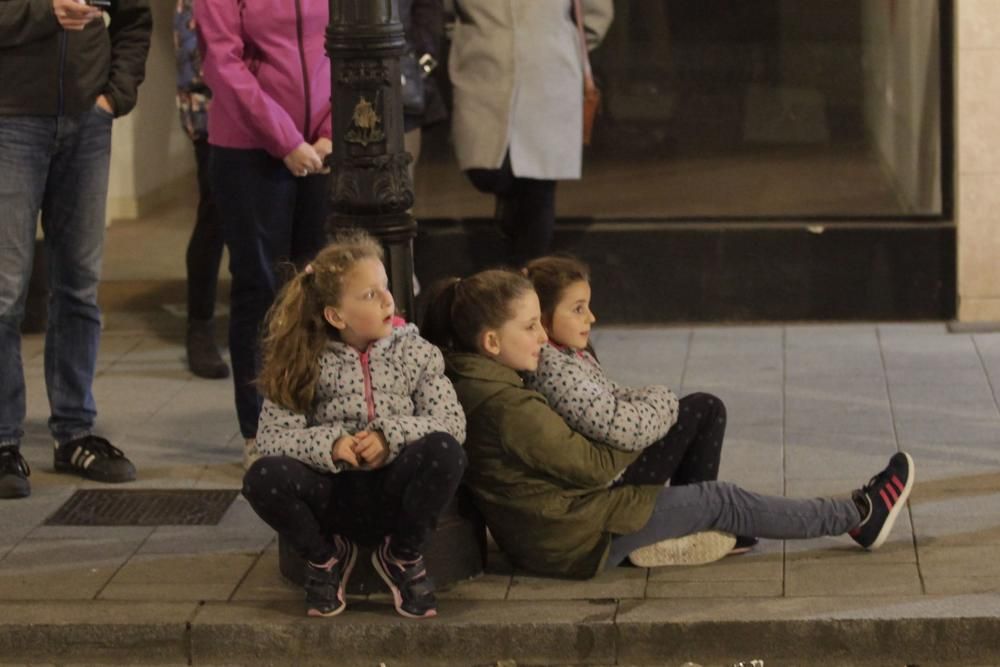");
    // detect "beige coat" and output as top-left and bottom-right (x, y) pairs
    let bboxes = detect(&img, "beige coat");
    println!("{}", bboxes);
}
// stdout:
(447, 0), (614, 180)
